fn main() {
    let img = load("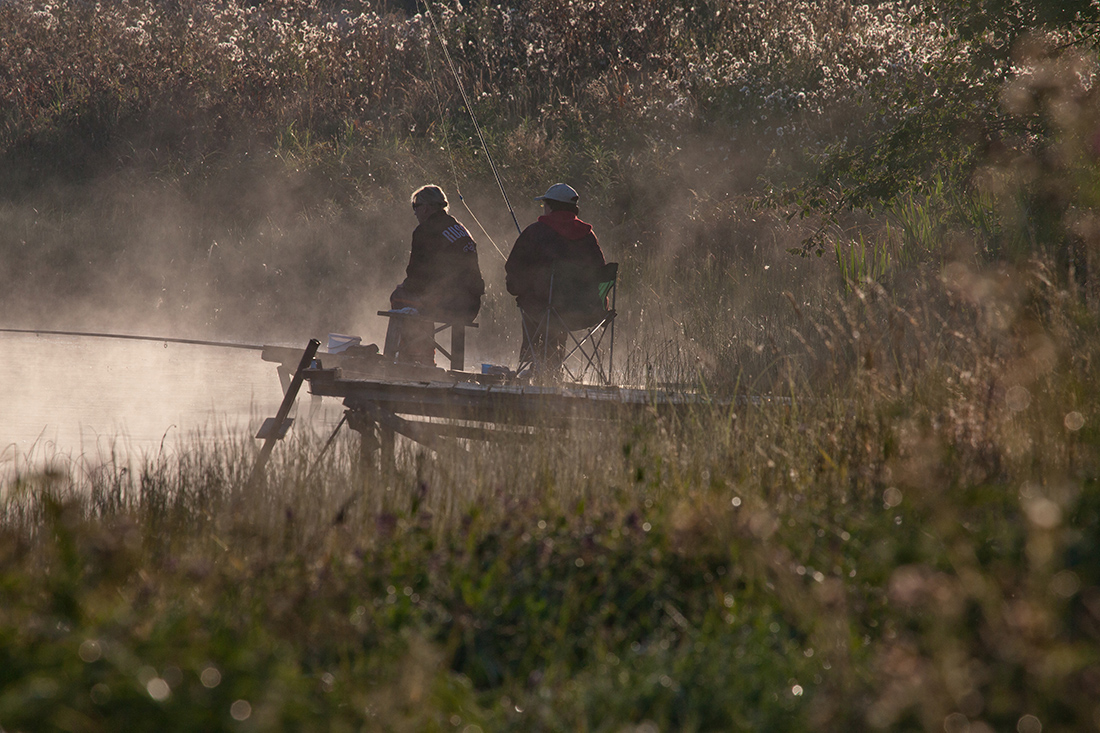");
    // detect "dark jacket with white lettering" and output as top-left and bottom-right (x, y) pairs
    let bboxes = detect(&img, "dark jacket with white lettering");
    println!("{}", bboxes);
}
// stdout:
(395, 210), (484, 322)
